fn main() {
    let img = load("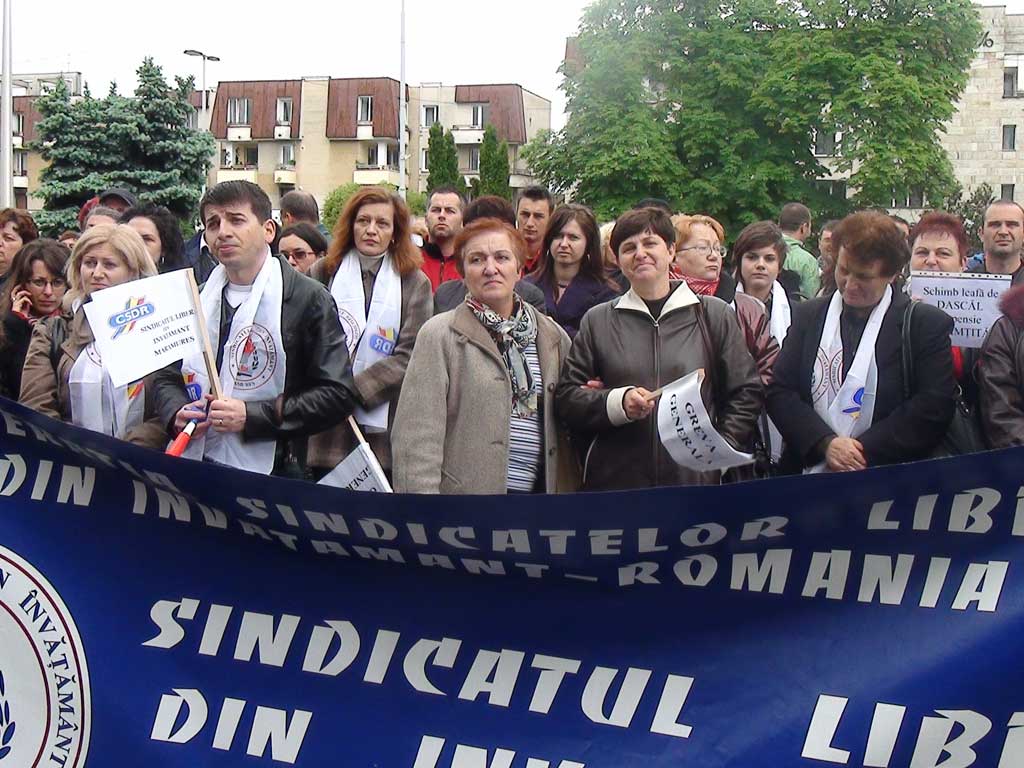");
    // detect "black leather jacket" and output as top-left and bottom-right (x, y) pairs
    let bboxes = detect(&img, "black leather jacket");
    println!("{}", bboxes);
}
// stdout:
(153, 255), (357, 476)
